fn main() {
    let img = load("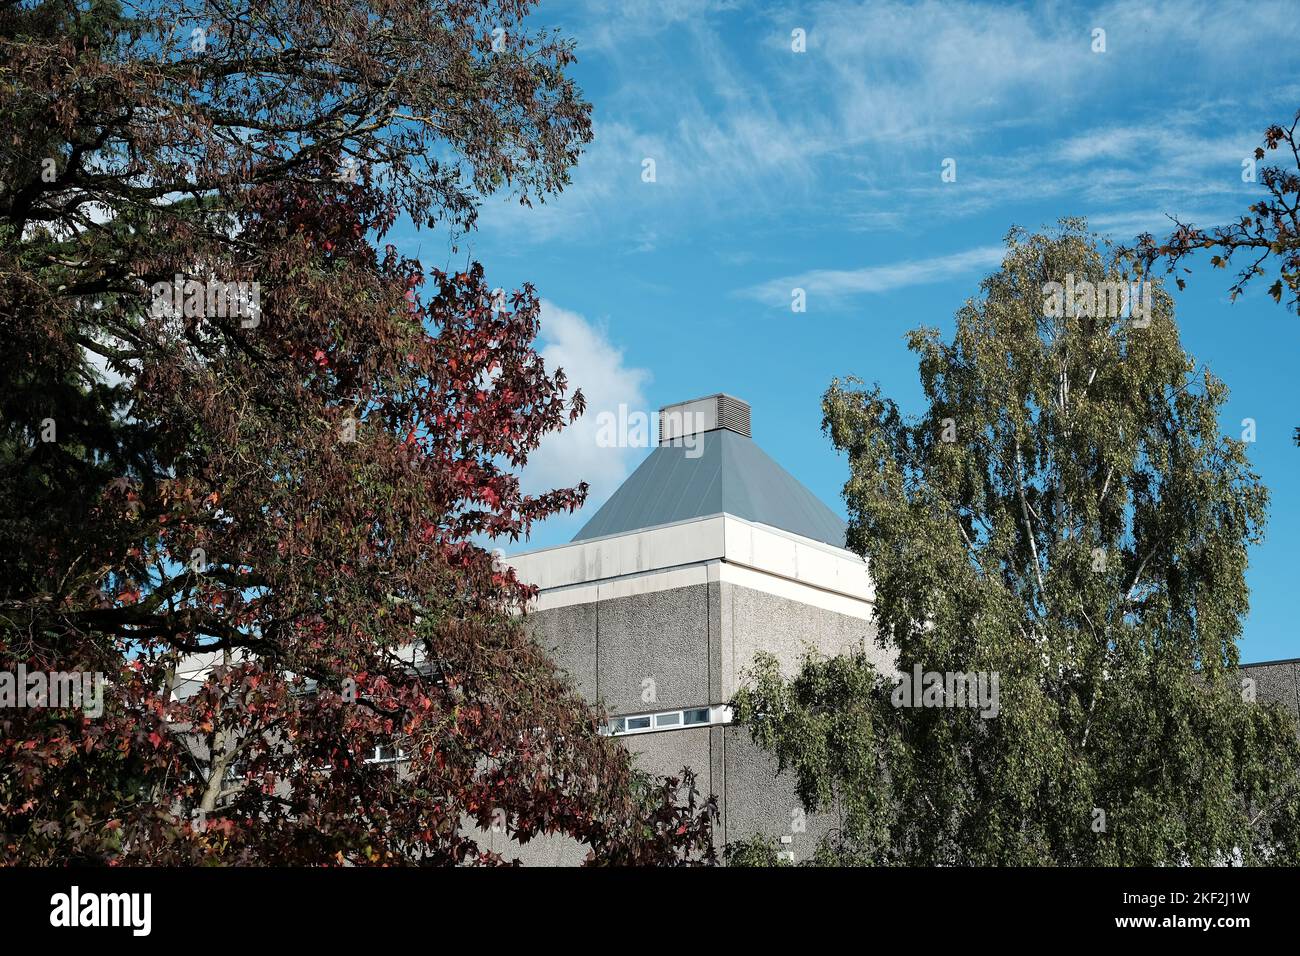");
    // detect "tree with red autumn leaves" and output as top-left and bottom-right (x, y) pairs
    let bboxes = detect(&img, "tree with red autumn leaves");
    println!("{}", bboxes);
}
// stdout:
(1127, 110), (1300, 442)
(1131, 111), (1300, 314)
(0, 0), (716, 864)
